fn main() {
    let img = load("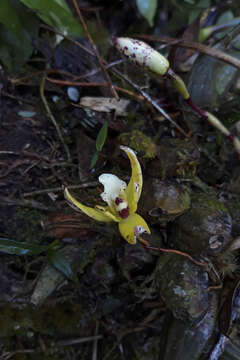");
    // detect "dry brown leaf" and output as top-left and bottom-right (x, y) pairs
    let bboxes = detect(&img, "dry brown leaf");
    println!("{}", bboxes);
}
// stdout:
(79, 96), (130, 116)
